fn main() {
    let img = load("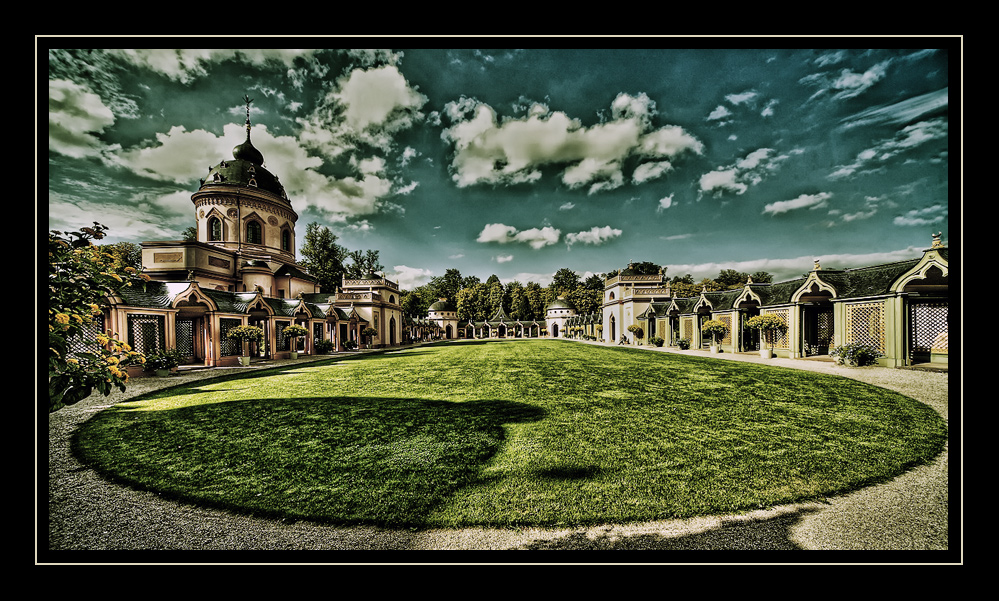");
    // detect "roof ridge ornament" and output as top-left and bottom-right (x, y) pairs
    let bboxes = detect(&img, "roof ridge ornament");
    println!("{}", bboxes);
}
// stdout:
(931, 232), (944, 249)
